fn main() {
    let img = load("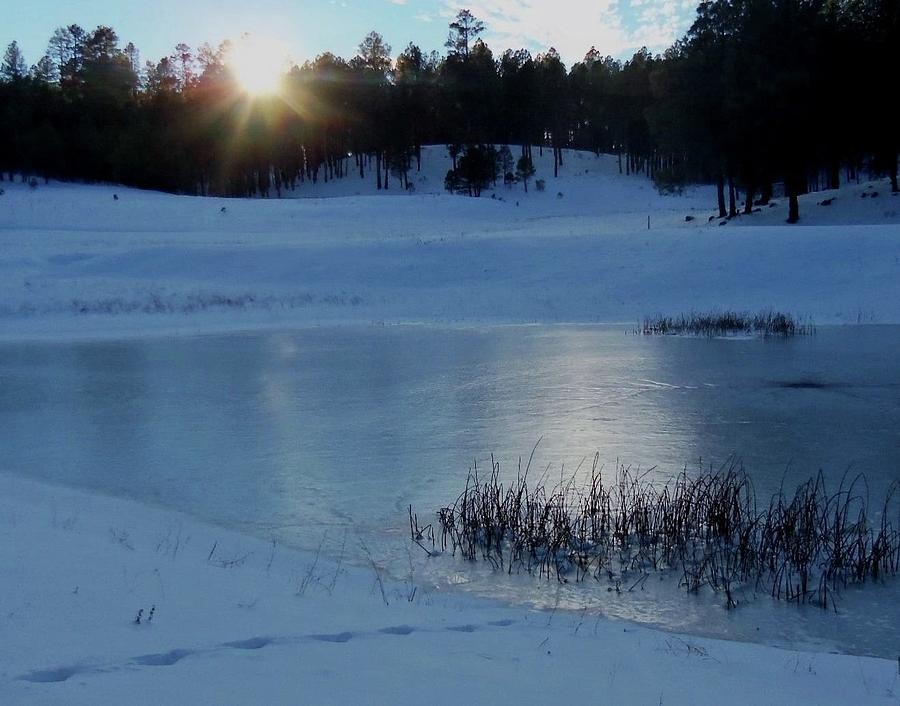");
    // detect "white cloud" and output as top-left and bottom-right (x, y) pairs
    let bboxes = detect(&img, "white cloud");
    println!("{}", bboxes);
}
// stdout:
(440, 0), (694, 65)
